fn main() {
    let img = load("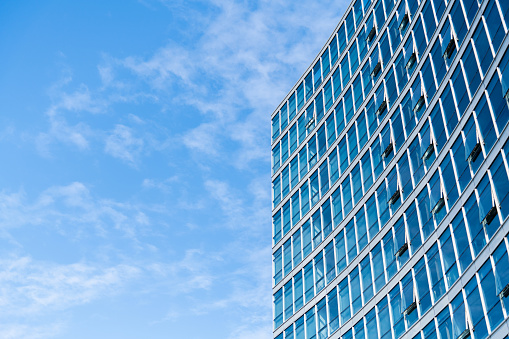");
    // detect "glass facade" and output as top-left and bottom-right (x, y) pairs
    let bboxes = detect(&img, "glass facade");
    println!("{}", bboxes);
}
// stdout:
(272, 0), (509, 338)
